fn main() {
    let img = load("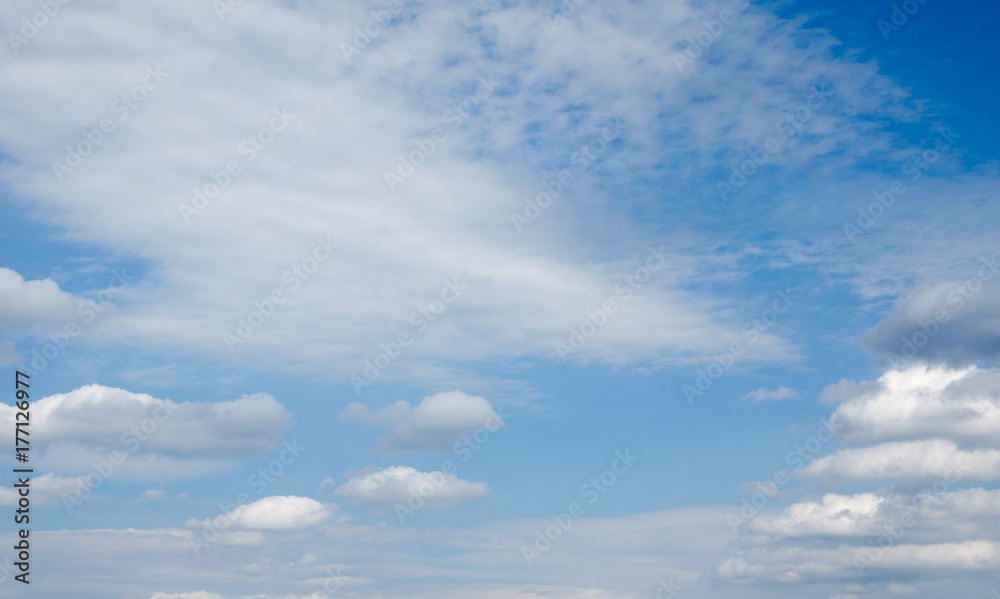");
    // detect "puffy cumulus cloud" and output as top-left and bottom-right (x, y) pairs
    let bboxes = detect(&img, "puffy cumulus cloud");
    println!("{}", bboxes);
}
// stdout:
(741, 386), (800, 402)
(797, 439), (997, 482)
(723, 365), (1000, 585)
(0, 267), (81, 333)
(743, 489), (1000, 545)
(0, 473), (87, 507)
(186, 496), (334, 532)
(795, 366), (1000, 484)
(744, 493), (886, 538)
(859, 264), (1000, 364)
(0, 384), (290, 458)
(335, 465), (489, 508)
(824, 365), (1000, 448)
(340, 390), (502, 453)
(0, 384), (290, 481)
